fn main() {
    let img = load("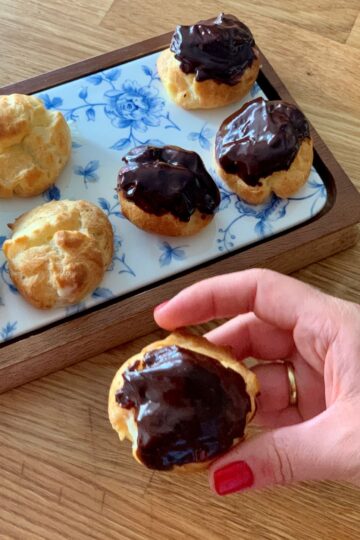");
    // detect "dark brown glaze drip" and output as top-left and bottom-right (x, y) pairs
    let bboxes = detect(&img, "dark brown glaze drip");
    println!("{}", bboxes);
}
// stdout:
(115, 345), (251, 470)
(170, 13), (257, 85)
(117, 145), (220, 222)
(216, 98), (311, 186)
